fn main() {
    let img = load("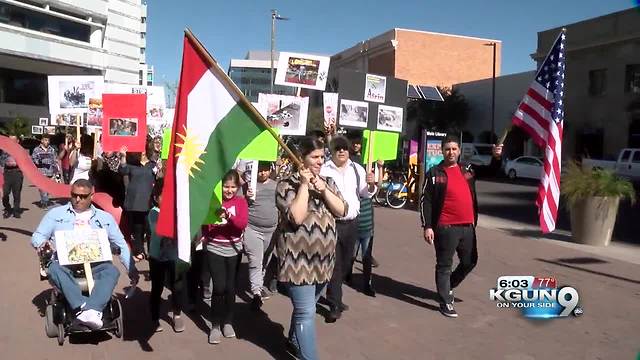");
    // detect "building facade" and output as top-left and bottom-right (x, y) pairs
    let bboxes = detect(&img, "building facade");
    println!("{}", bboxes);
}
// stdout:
(329, 28), (502, 89)
(228, 51), (296, 102)
(533, 8), (640, 159)
(0, 0), (150, 123)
